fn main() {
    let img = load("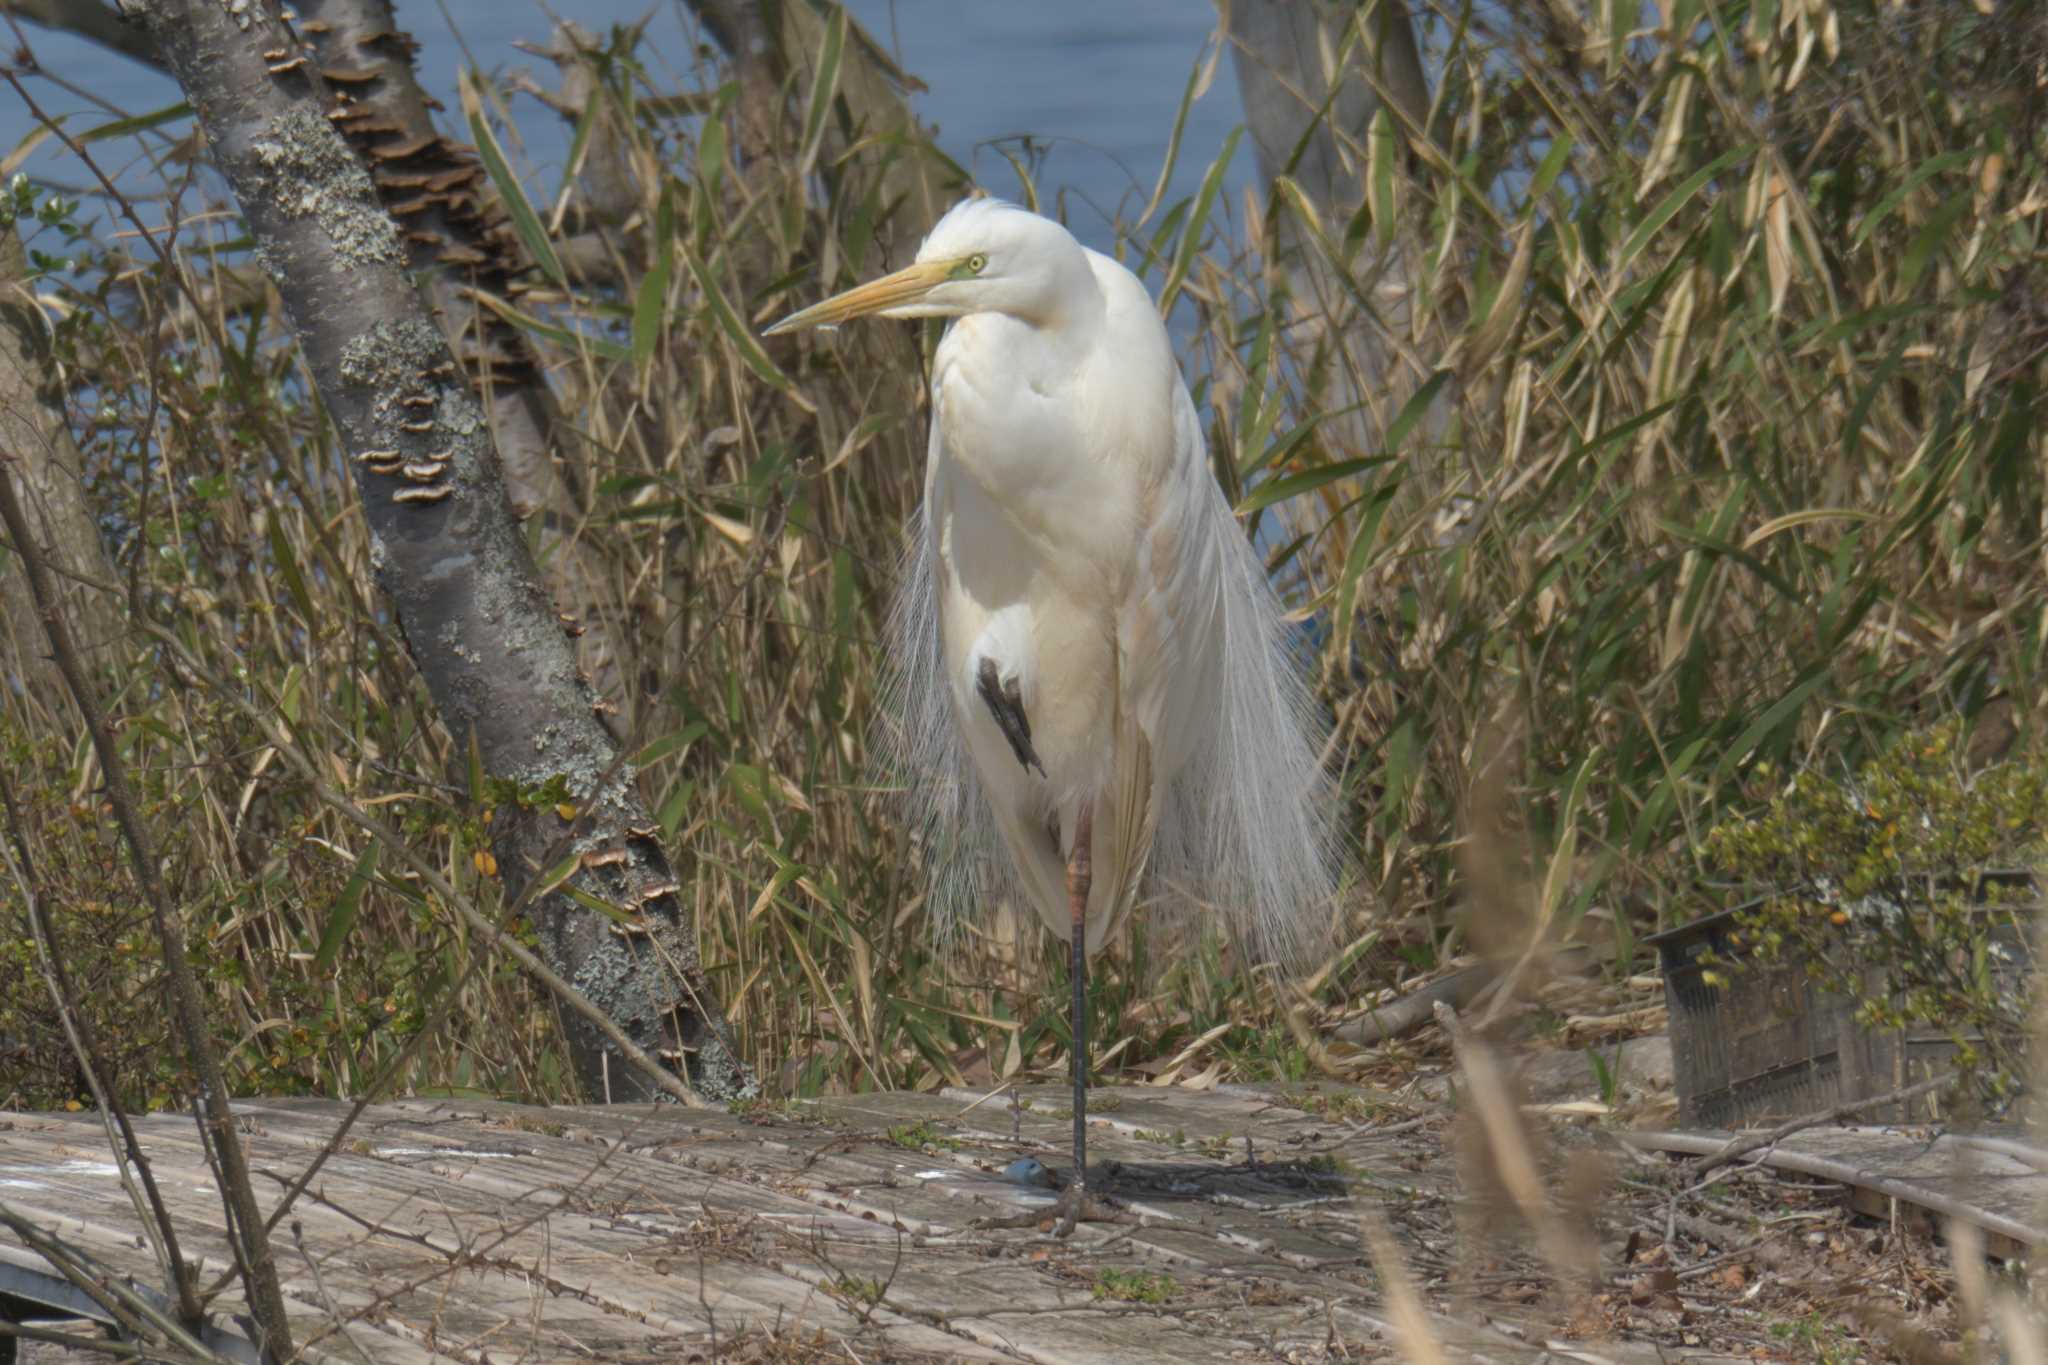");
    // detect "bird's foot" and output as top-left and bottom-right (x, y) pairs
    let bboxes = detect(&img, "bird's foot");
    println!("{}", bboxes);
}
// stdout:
(1050, 1178), (1087, 1237)
(973, 1173), (1126, 1236)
